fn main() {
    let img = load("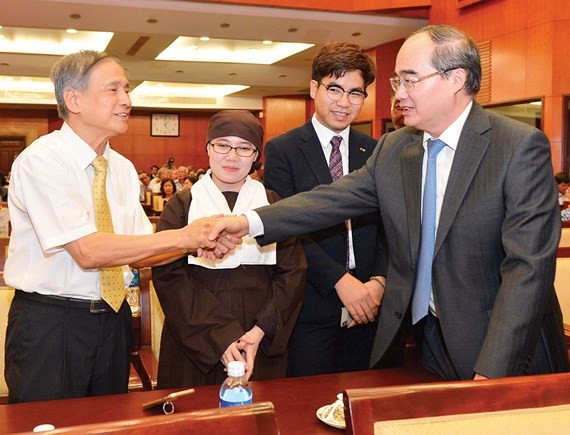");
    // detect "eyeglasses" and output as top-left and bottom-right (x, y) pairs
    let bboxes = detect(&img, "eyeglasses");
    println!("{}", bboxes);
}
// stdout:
(318, 82), (367, 104)
(208, 141), (257, 158)
(389, 69), (456, 93)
